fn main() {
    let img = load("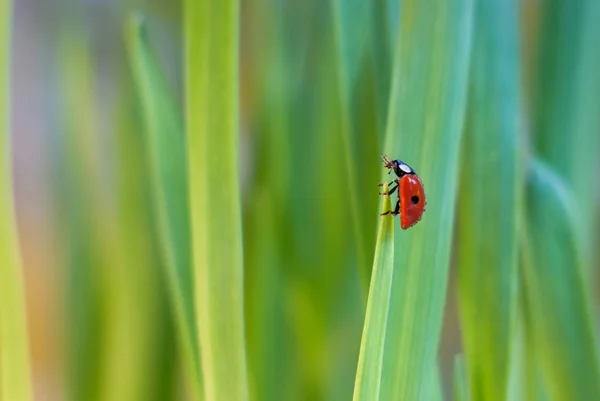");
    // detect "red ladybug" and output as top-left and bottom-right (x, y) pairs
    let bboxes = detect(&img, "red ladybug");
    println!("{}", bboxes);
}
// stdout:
(379, 154), (426, 229)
